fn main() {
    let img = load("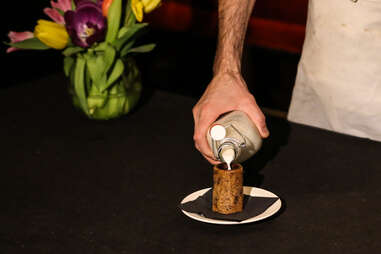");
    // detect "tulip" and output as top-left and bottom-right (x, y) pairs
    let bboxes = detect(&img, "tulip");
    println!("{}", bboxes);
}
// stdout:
(64, 0), (107, 48)
(6, 31), (34, 53)
(102, 0), (113, 17)
(74, 0), (104, 8)
(44, 8), (65, 24)
(51, 0), (72, 12)
(131, 0), (143, 22)
(34, 20), (69, 49)
(141, 0), (161, 13)
(44, 0), (73, 24)
(131, 0), (161, 22)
